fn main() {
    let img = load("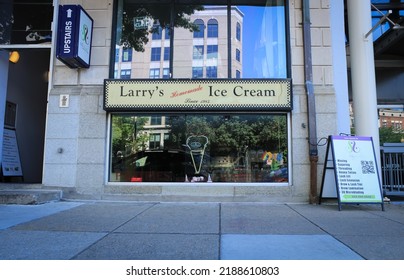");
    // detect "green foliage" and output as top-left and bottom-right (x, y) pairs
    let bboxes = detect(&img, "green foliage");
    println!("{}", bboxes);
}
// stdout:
(120, 4), (204, 52)
(379, 126), (403, 144)
(111, 115), (149, 156)
(351, 126), (403, 145)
